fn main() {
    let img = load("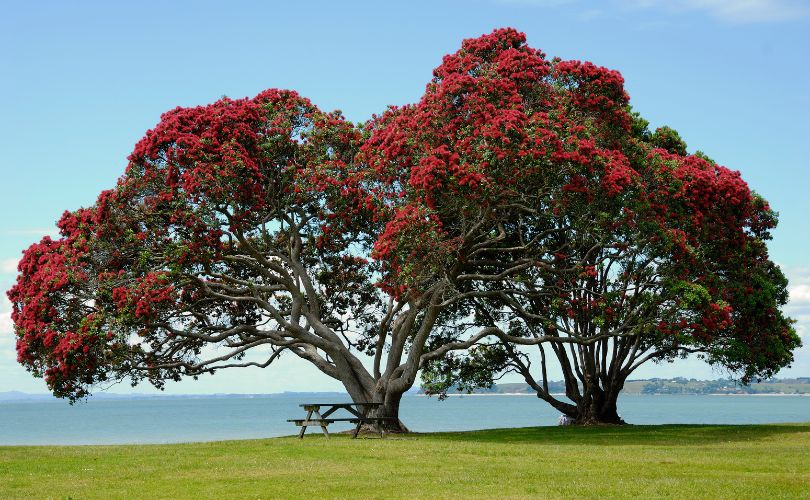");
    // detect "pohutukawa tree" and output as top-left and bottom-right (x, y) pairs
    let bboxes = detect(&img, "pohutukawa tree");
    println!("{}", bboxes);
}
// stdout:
(7, 89), (477, 431)
(361, 28), (799, 424)
(7, 29), (800, 428)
